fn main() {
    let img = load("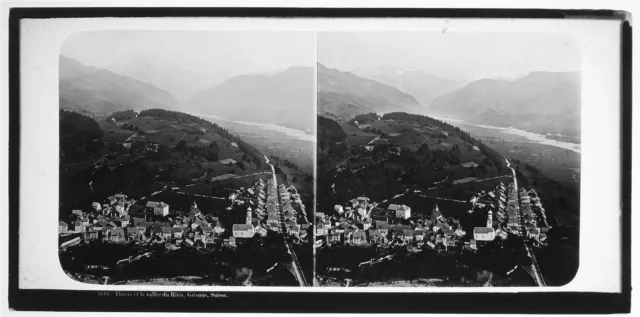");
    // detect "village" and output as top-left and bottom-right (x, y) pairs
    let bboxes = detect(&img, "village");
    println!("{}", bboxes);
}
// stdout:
(58, 177), (311, 261)
(316, 180), (551, 276)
